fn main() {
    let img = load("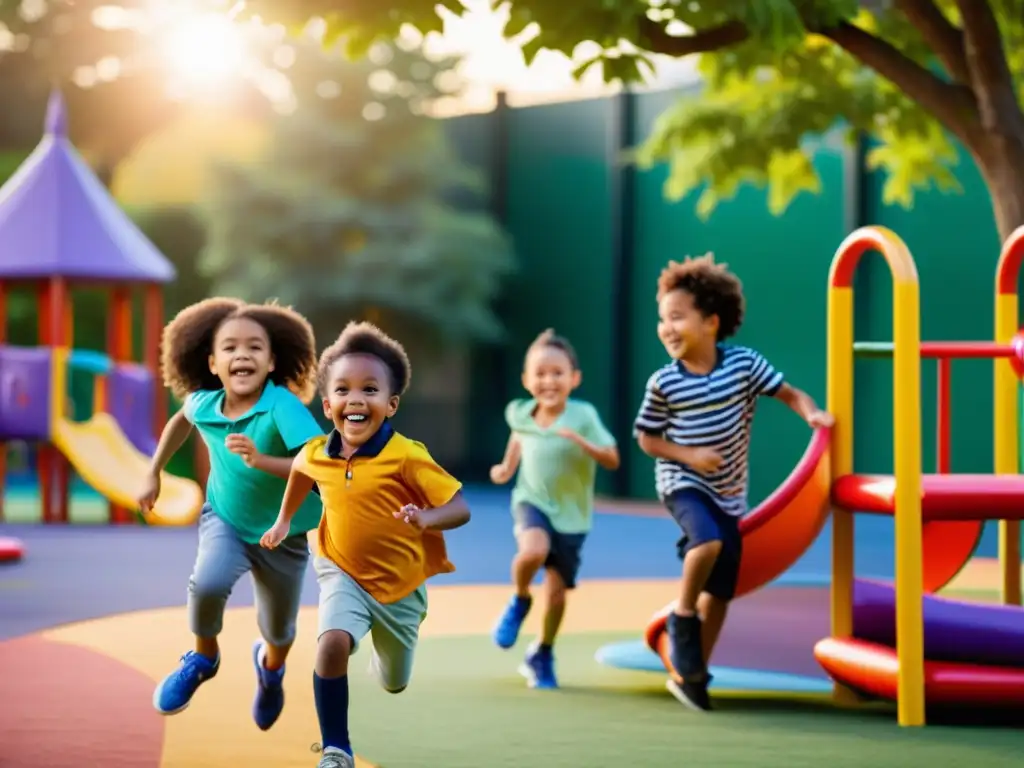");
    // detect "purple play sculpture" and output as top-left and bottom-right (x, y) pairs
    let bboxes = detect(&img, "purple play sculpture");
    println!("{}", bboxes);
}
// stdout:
(0, 90), (175, 282)
(853, 578), (1024, 668)
(107, 363), (157, 455)
(0, 346), (51, 441)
